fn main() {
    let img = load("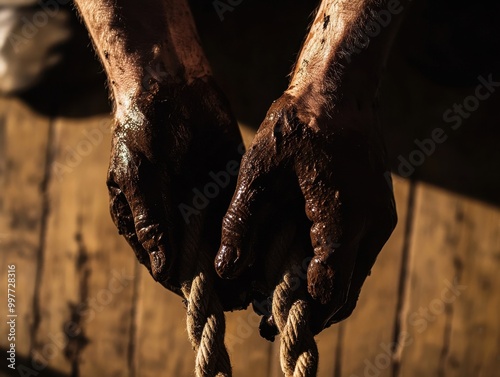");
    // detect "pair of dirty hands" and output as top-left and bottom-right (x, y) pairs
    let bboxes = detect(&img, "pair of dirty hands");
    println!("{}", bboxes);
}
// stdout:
(107, 78), (396, 335)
